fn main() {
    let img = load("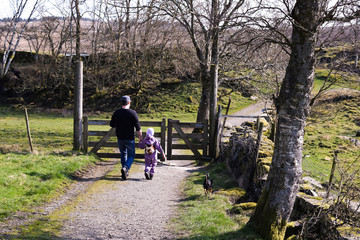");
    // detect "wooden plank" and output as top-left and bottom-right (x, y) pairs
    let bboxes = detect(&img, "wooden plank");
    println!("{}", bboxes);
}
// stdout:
(88, 120), (163, 126)
(173, 121), (201, 158)
(88, 120), (110, 125)
(203, 119), (208, 157)
(167, 119), (173, 160)
(88, 130), (116, 137)
(161, 118), (166, 153)
(175, 122), (204, 128)
(172, 144), (203, 149)
(171, 133), (203, 138)
(89, 141), (118, 148)
(139, 121), (163, 127)
(89, 128), (116, 154)
(83, 116), (88, 153)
